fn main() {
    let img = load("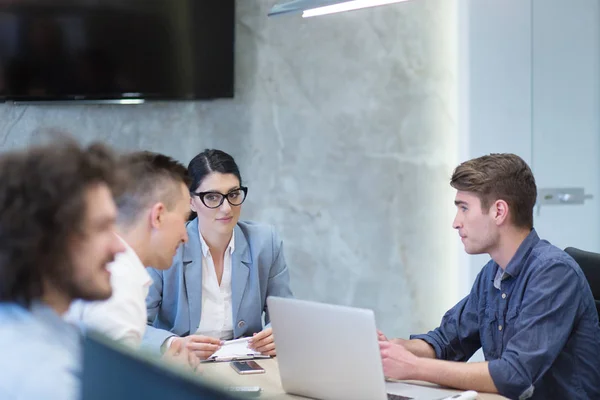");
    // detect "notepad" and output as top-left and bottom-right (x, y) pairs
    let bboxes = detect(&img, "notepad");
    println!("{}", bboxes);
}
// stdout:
(205, 337), (270, 362)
